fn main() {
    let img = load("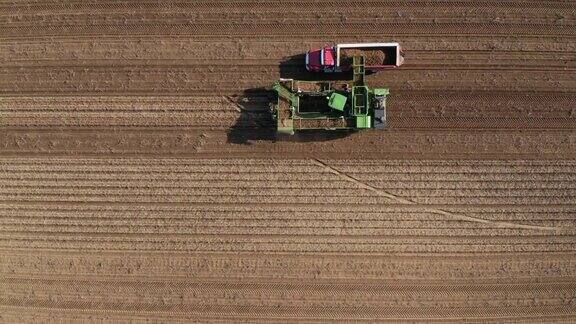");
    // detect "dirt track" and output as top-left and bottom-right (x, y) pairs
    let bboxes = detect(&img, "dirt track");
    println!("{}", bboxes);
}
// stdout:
(1, 0), (576, 321)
